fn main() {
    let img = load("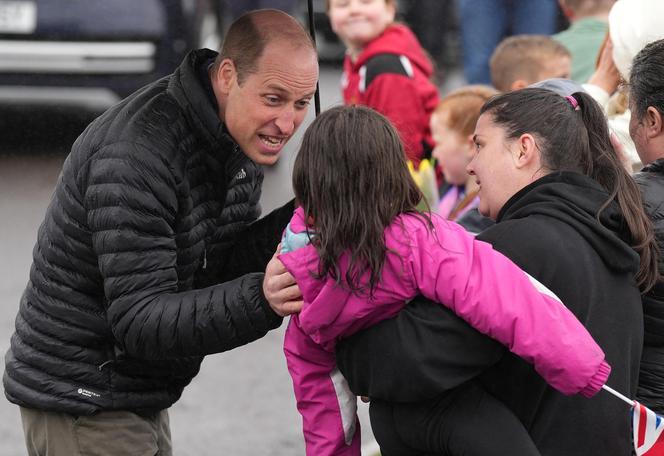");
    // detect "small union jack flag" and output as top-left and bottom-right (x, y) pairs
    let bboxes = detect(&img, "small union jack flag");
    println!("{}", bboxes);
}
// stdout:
(634, 401), (664, 455)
